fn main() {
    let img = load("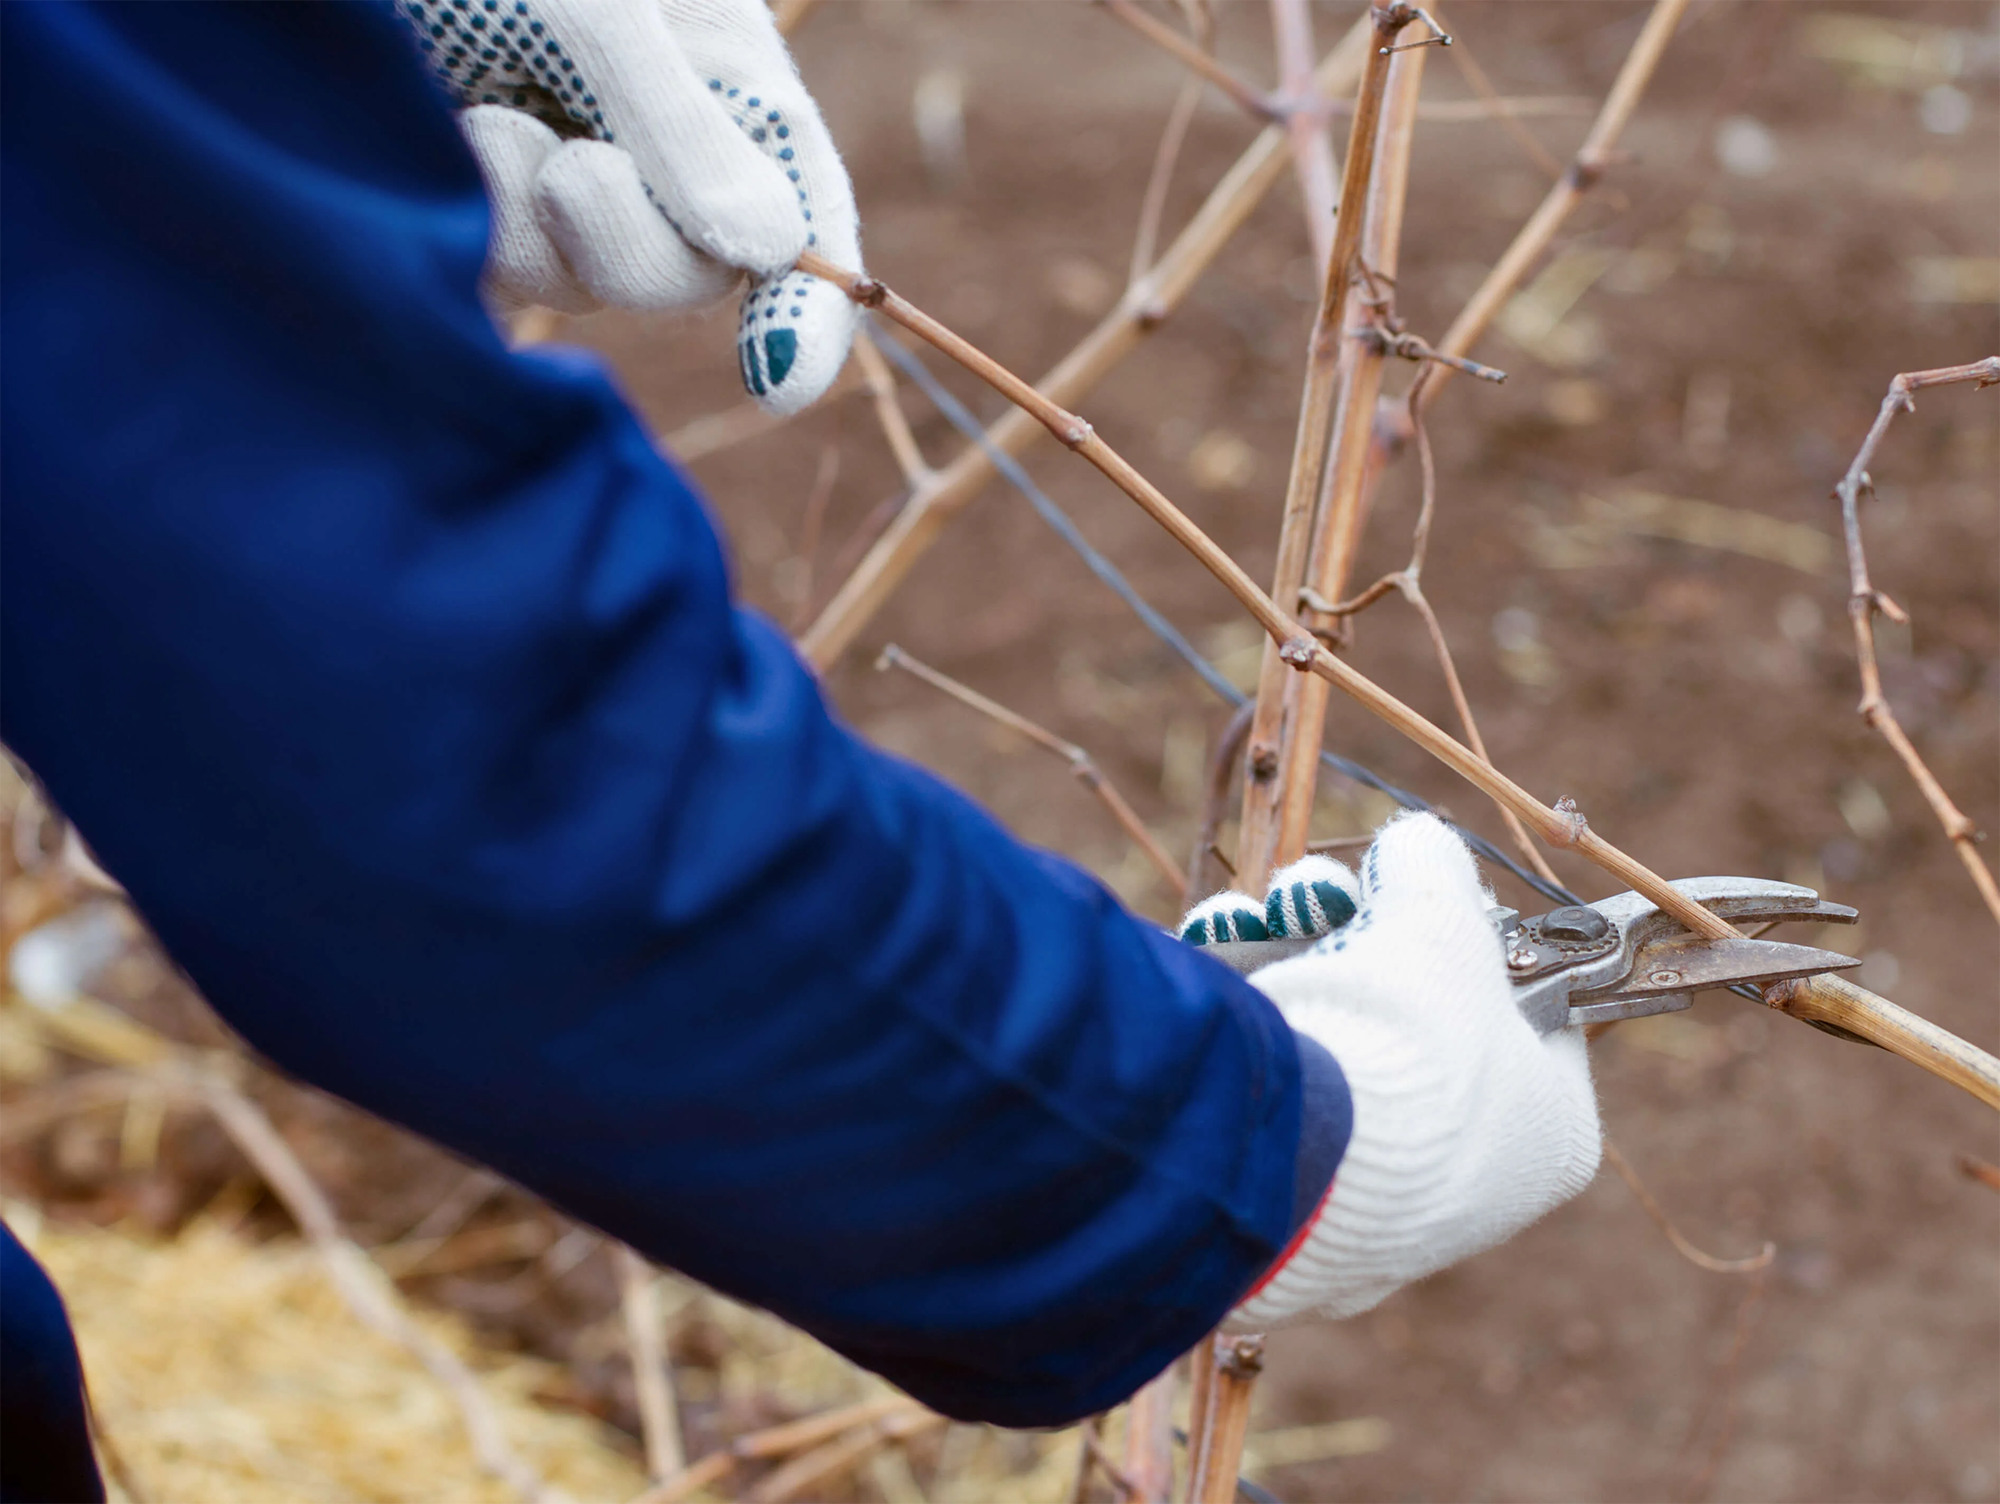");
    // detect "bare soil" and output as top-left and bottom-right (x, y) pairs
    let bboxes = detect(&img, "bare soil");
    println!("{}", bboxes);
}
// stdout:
(9, 3), (1996, 1500)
